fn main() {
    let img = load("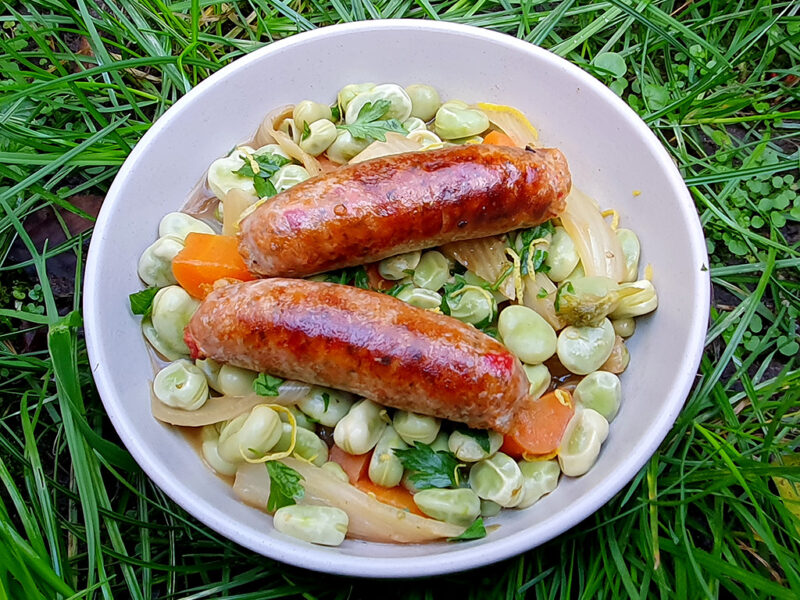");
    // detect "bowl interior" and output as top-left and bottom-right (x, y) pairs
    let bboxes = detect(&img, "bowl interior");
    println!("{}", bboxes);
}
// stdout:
(84, 21), (709, 577)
